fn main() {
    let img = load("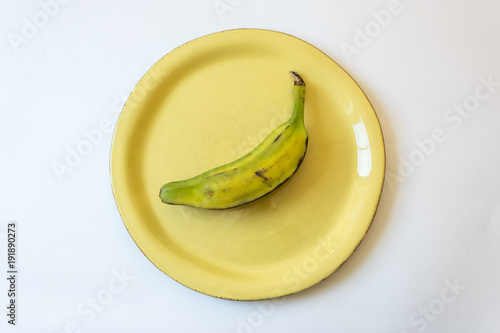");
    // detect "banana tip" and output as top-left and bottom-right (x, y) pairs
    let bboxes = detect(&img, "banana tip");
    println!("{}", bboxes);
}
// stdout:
(290, 71), (305, 86)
